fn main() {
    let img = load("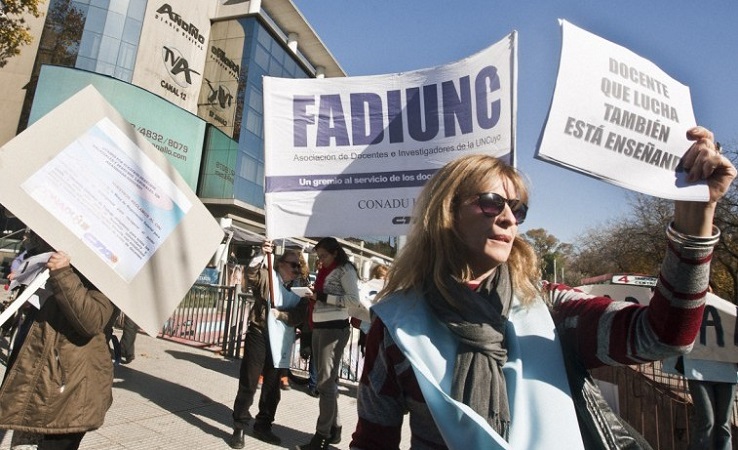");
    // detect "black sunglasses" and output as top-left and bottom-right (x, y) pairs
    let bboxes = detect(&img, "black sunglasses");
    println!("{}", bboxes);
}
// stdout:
(475, 192), (528, 224)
